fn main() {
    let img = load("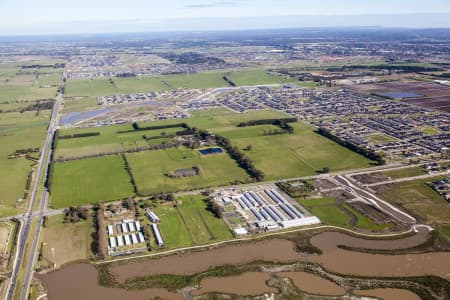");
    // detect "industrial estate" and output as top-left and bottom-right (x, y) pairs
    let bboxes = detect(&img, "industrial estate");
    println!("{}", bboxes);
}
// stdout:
(0, 26), (449, 300)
